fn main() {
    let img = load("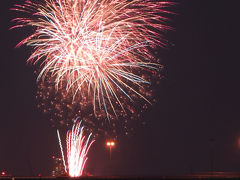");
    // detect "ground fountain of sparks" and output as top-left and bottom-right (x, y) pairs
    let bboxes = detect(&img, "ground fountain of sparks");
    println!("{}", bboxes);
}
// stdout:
(57, 119), (95, 177)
